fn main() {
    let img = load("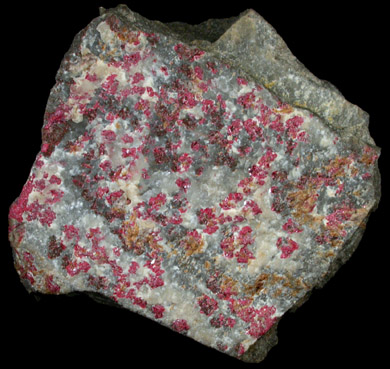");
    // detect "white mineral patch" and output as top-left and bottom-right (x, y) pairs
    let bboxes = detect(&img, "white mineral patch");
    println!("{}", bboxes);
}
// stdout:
(79, 212), (106, 230)
(96, 21), (116, 45)
(326, 187), (336, 197)
(117, 178), (142, 206)
(248, 240), (275, 273)
(180, 210), (198, 229)
(319, 134), (334, 148)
